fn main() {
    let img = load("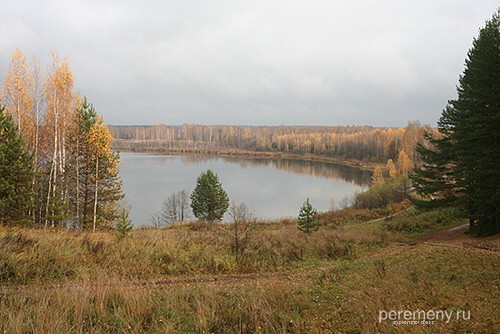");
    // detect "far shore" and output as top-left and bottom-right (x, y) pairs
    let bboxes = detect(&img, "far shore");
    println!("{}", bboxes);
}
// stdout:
(112, 139), (377, 171)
